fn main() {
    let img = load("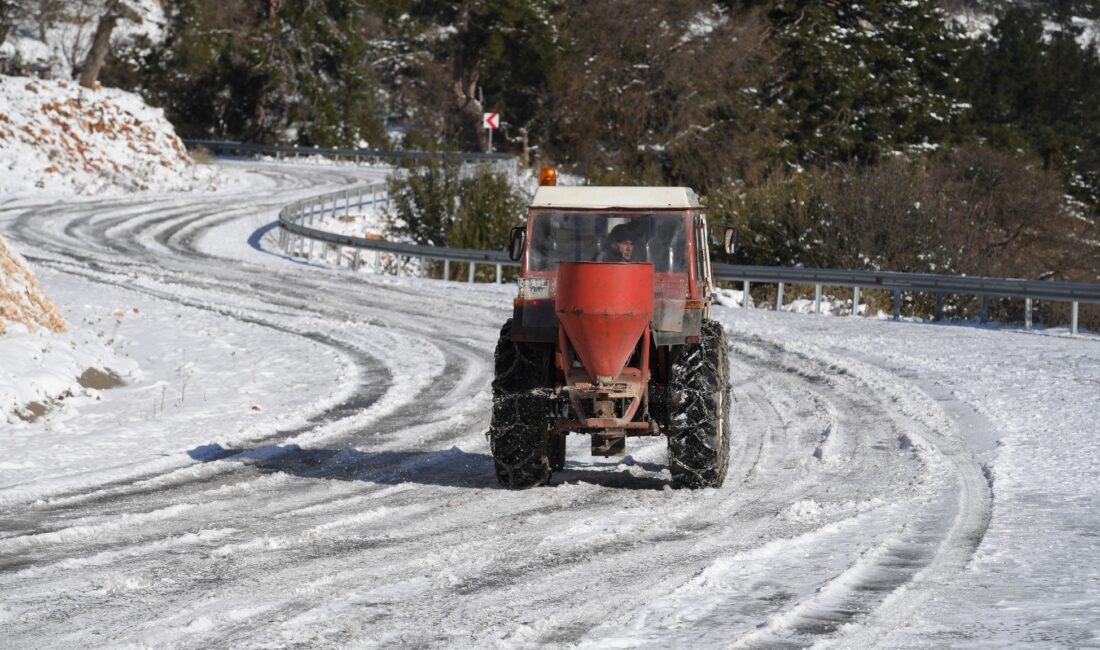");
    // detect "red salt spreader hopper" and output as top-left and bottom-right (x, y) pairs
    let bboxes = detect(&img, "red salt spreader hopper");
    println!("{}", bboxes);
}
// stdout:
(555, 261), (654, 454)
